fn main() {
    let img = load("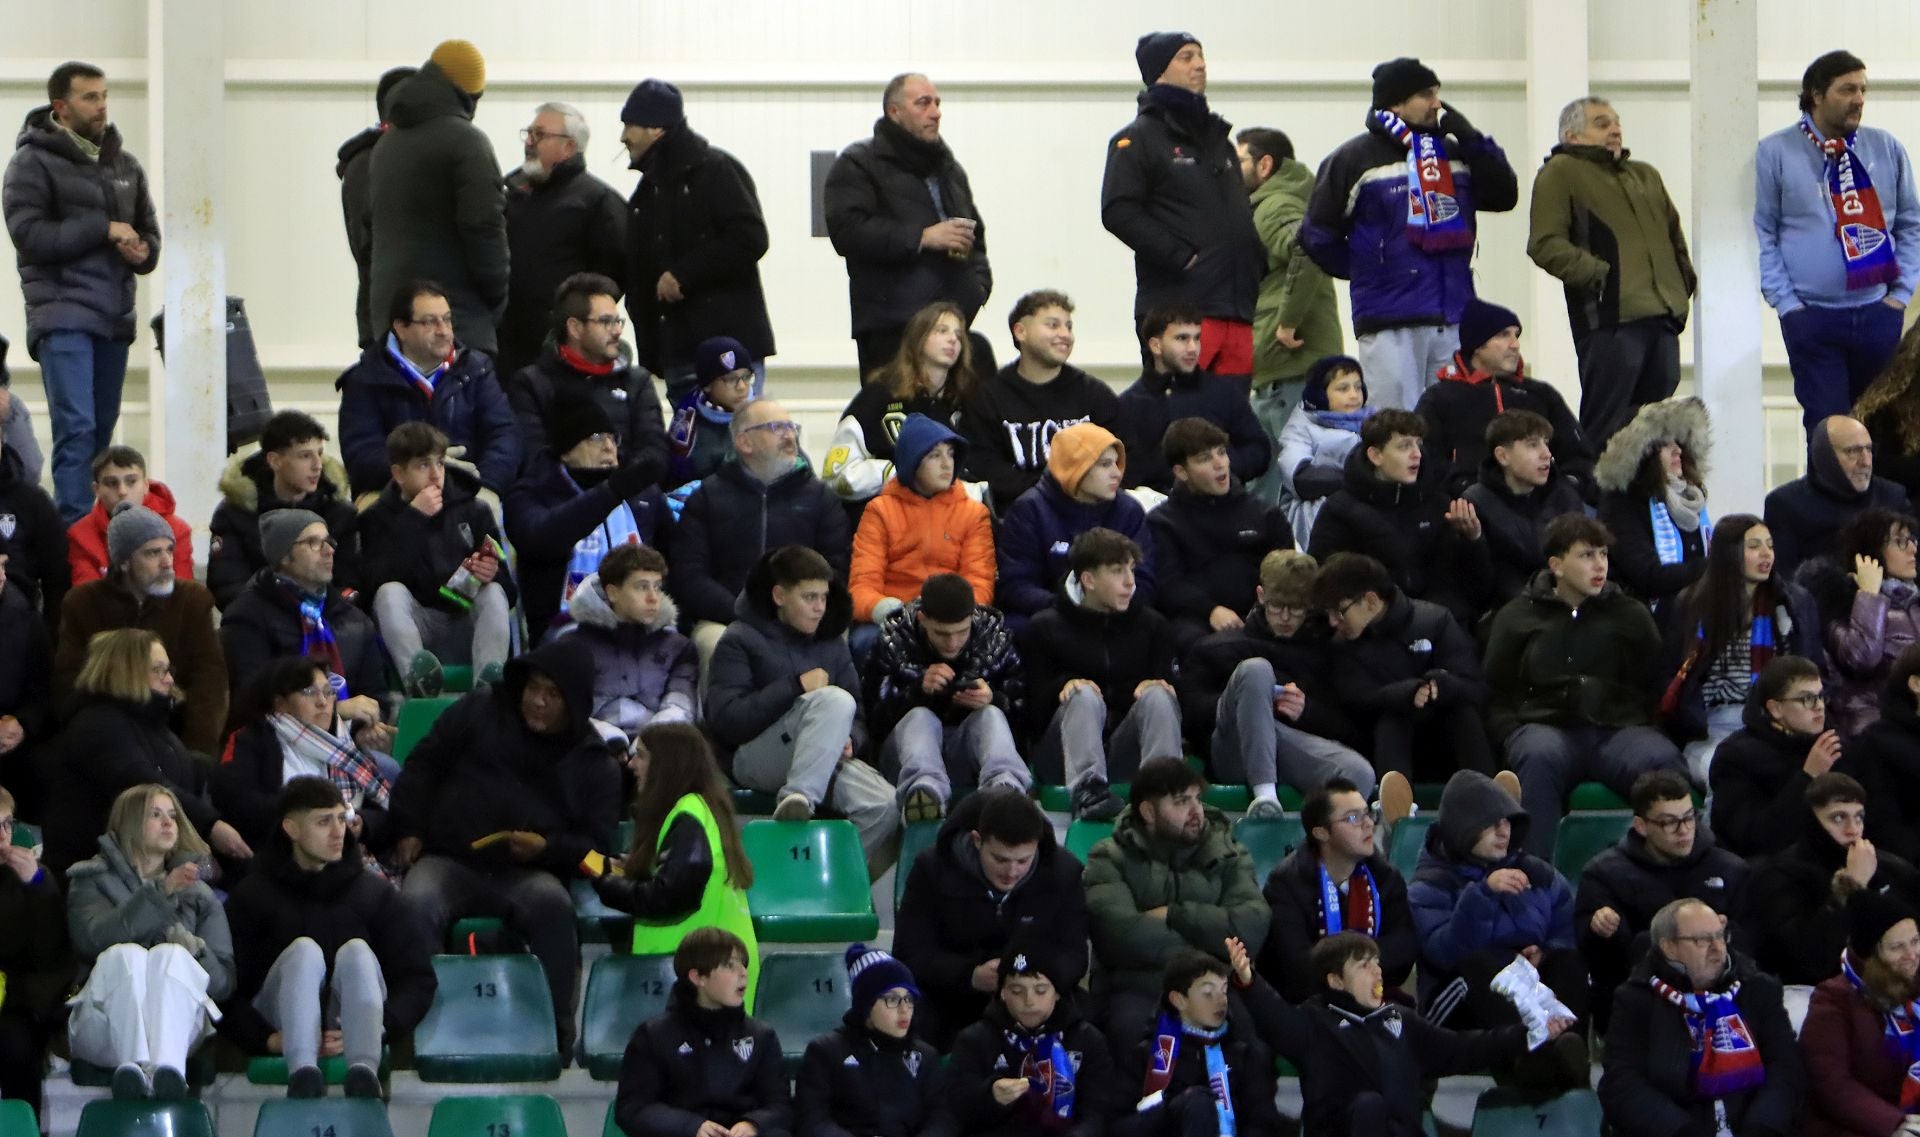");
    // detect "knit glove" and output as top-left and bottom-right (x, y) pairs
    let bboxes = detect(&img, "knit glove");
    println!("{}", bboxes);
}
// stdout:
(1438, 102), (1483, 147)
(1489, 954), (1575, 1050)
(608, 450), (666, 500)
